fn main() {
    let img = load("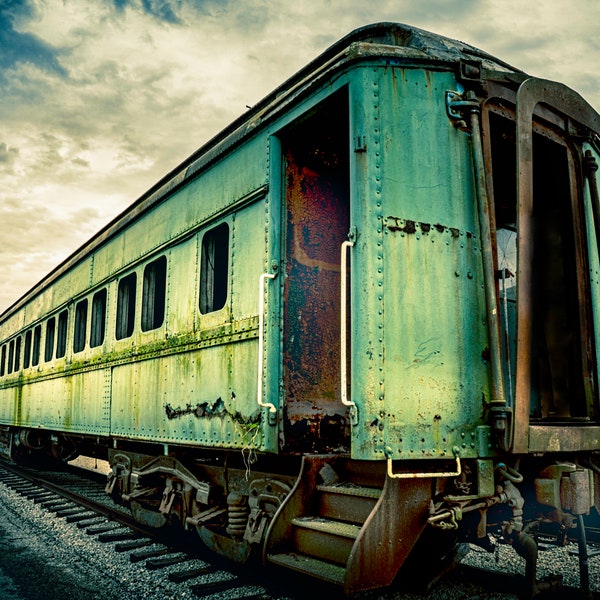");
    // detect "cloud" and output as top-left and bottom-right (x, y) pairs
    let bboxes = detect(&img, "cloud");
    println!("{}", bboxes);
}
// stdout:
(0, 143), (19, 173)
(0, 0), (66, 77)
(113, 0), (188, 24)
(0, 197), (104, 312)
(0, 0), (599, 314)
